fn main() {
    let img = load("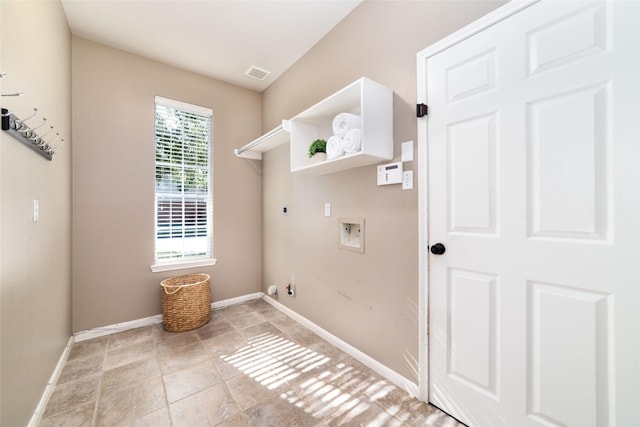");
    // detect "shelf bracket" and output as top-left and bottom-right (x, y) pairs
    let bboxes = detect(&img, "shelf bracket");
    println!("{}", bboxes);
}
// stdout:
(234, 122), (290, 160)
